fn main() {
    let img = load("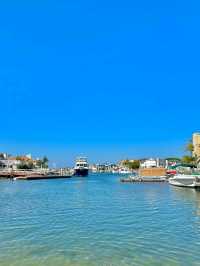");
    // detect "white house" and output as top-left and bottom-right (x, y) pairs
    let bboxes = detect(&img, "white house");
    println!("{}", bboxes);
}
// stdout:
(140, 158), (158, 168)
(0, 159), (21, 170)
